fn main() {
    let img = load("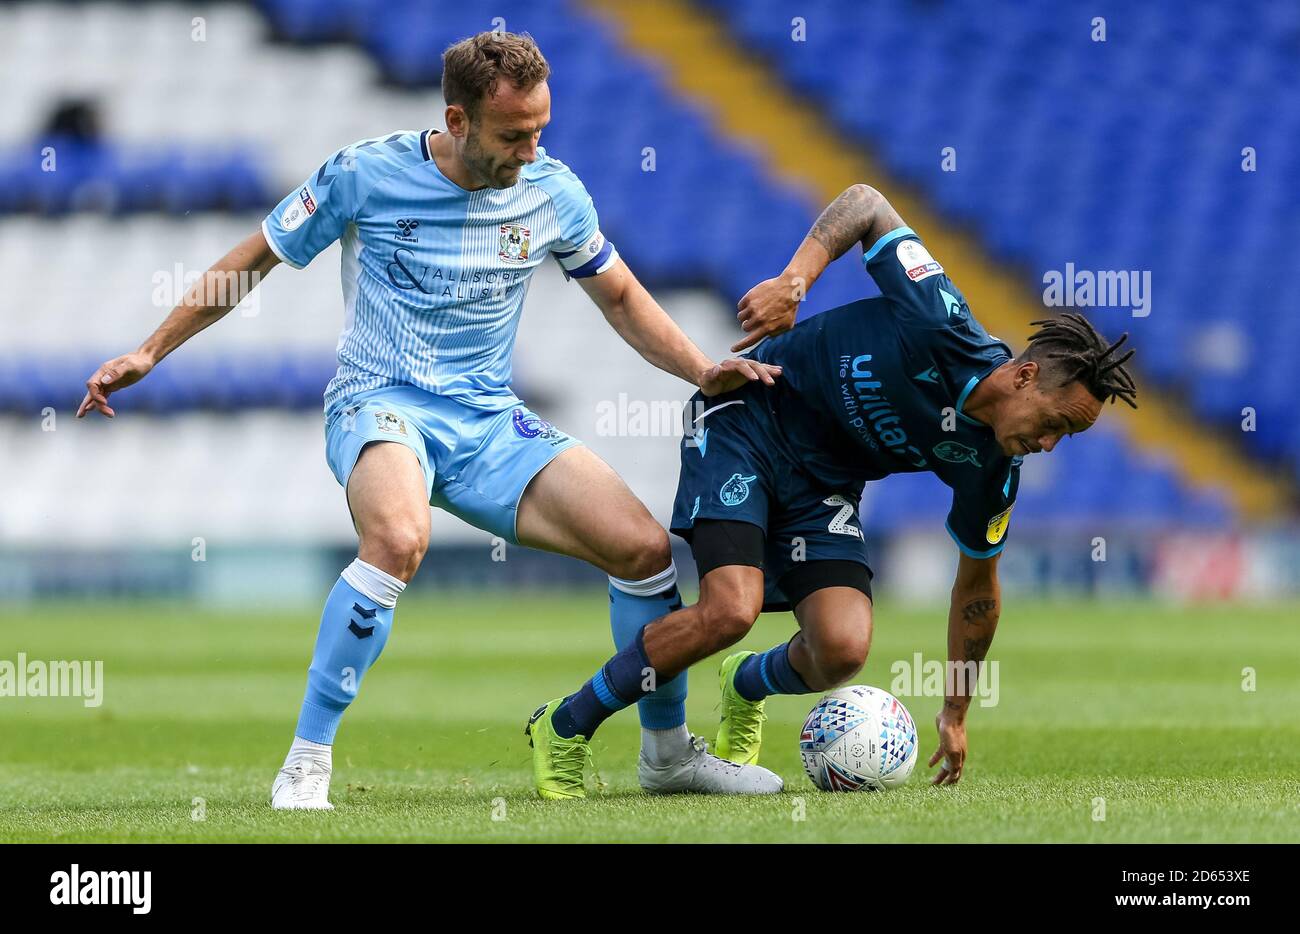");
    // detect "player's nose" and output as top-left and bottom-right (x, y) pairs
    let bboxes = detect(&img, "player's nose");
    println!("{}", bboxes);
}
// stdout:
(1038, 435), (1058, 453)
